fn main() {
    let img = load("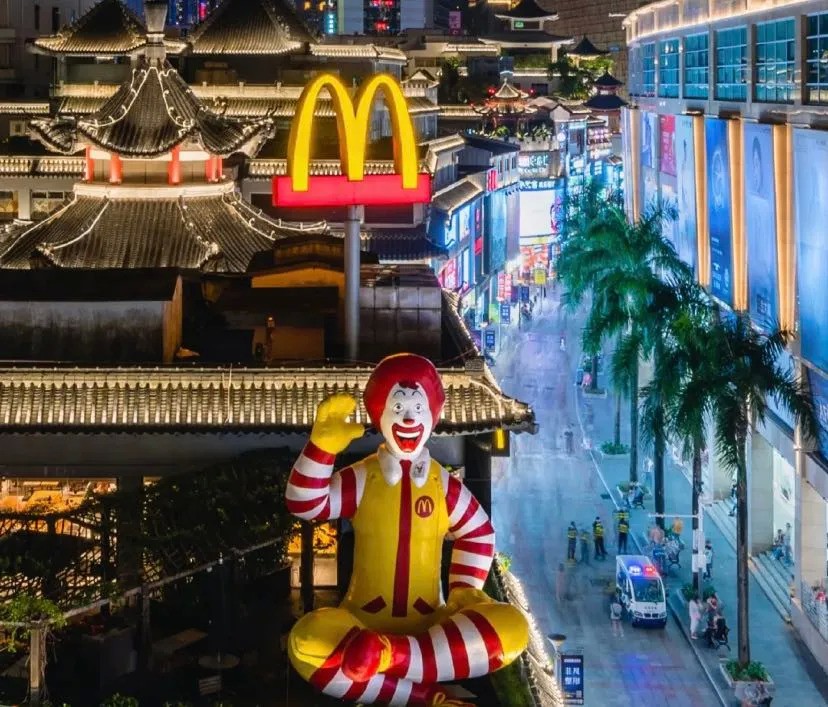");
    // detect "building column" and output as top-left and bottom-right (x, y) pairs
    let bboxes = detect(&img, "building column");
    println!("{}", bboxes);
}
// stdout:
(167, 146), (181, 185)
(116, 475), (142, 585)
(463, 434), (493, 517)
(109, 154), (123, 184)
(747, 430), (775, 554)
(796, 475), (826, 589)
(205, 155), (220, 183)
(84, 146), (94, 182)
(16, 187), (31, 221)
